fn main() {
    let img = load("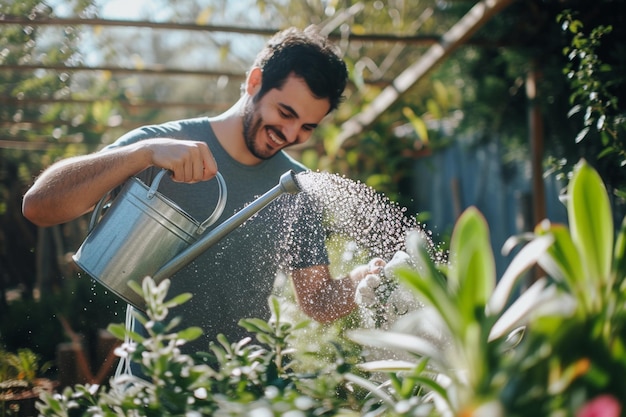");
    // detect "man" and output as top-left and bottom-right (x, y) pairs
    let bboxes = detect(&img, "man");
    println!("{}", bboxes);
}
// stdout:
(22, 26), (383, 352)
